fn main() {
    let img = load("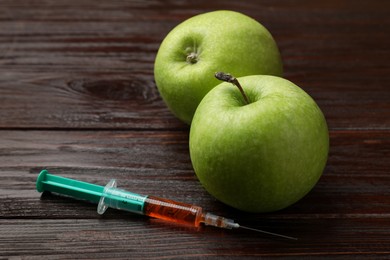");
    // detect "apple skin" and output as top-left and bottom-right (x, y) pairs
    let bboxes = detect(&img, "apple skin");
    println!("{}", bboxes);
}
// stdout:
(154, 10), (283, 124)
(189, 75), (329, 212)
